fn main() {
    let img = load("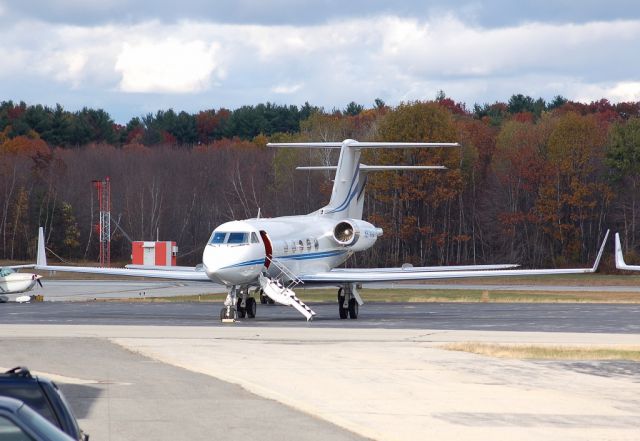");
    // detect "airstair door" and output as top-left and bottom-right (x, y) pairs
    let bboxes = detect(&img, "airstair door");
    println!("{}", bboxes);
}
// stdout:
(259, 230), (272, 269)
